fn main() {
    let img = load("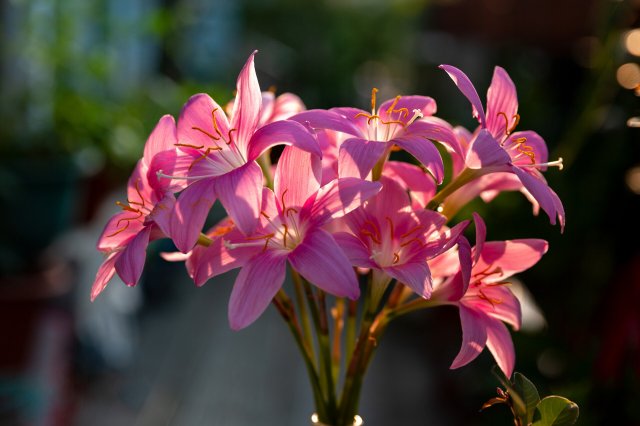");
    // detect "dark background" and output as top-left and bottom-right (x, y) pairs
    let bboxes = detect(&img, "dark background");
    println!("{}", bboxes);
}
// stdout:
(0, 0), (638, 424)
